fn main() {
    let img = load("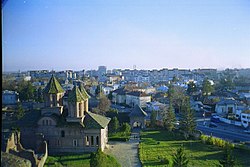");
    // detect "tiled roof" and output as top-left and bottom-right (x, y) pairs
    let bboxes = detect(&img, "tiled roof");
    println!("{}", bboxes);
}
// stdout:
(68, 86), (86, 102)
(43, 75), (64, 94)
(217, 99), (236, 105)
(83, 112), (110, 129)
(79, 84), (90, 99)
(127, 91), (149, 97)
(129, 105), (147, 117)
(112, 88), (126, 95)
(242, 110), (250, 114)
